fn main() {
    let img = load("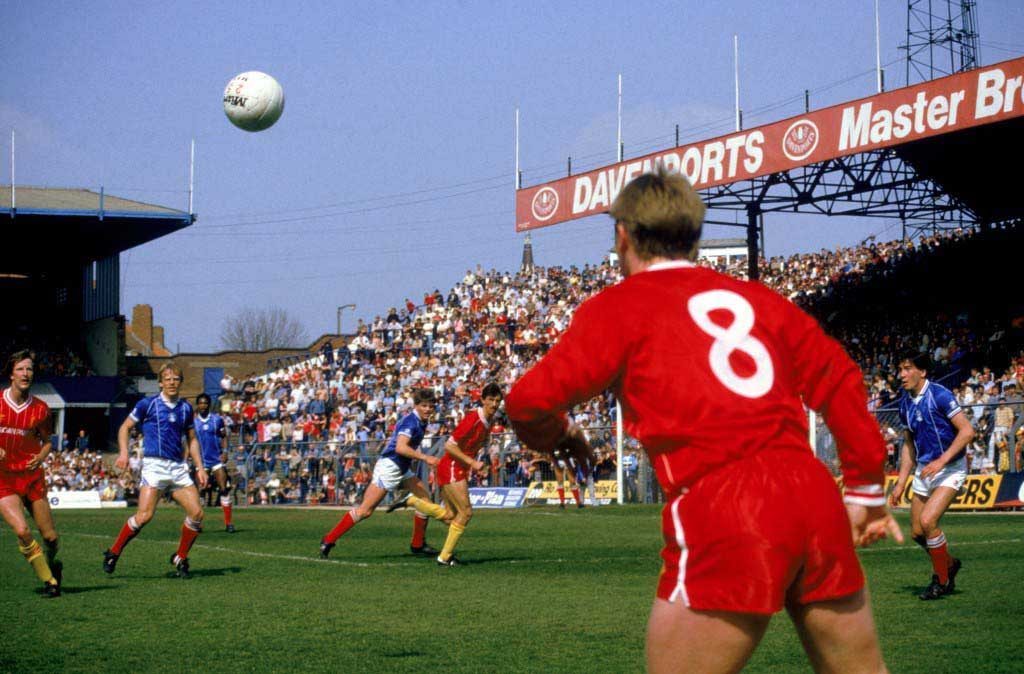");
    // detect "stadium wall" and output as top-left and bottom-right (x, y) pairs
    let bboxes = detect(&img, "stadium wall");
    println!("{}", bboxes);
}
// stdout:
(83, 315), (125, 377)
